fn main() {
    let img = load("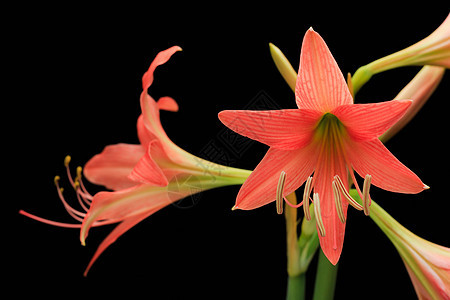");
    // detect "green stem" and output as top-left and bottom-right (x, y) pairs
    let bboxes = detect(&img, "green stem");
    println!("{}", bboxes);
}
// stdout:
(286, 274), (306, 300)
(312, 249), (339, 300)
